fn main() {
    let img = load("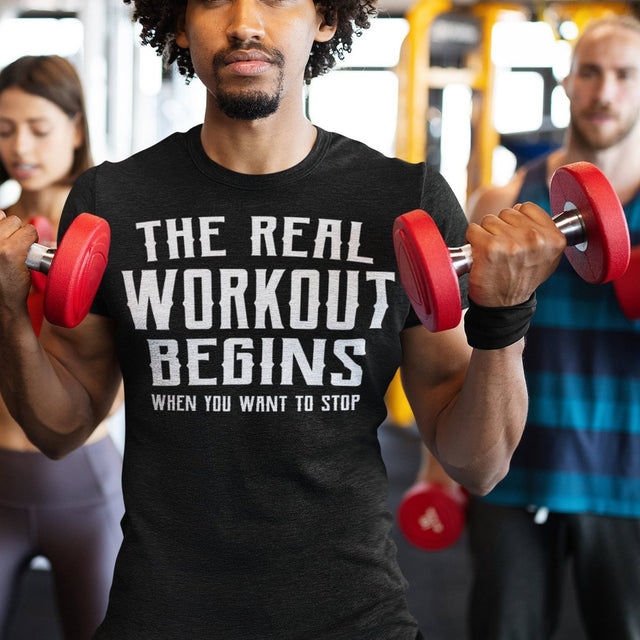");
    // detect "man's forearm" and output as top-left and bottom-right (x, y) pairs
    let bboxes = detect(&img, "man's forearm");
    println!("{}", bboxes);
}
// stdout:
(429, 340), (527, 495)
(0, 317), (94, 457)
